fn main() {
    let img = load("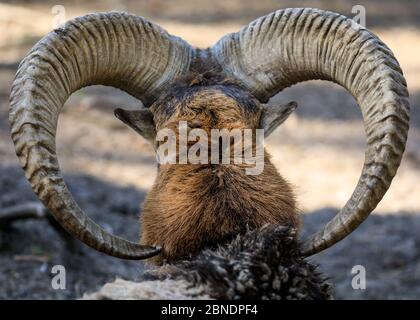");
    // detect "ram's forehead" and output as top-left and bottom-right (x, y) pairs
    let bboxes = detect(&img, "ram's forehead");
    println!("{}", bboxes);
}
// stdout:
(151, 84), (261, 127)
